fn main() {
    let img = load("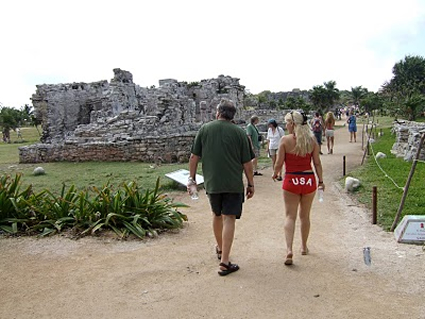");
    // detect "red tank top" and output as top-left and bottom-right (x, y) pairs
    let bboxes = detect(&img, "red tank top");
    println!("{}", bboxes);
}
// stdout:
(285, 152), (313, 173)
